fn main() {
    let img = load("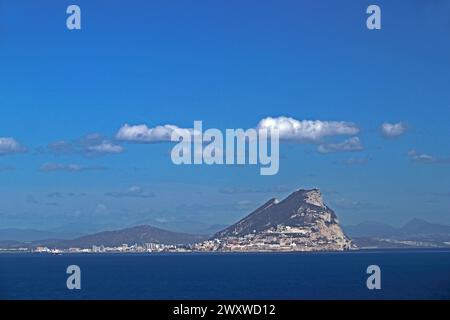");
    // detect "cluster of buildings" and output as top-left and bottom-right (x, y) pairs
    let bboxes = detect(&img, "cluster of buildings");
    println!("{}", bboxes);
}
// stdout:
(3, 223), (352, 254)
(32, 243), (191, 254)
(194, 225), (352, 252)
